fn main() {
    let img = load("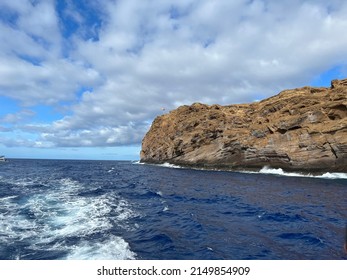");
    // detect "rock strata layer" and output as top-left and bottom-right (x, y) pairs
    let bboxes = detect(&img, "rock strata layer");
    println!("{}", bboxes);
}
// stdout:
(140, 79), (347, 173)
